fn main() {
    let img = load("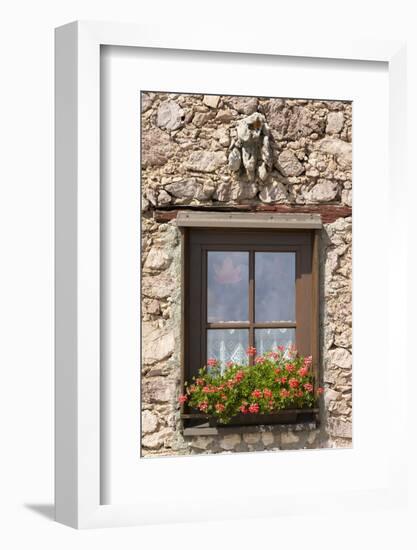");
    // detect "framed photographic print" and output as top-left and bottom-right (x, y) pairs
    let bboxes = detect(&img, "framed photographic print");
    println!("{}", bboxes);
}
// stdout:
(140, 90), (350, 455)
(55, 21), (407, 528)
